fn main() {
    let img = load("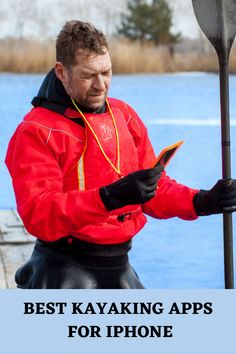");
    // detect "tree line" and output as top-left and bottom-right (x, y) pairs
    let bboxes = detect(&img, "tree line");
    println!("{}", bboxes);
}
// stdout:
(0, 0), (180, 47)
